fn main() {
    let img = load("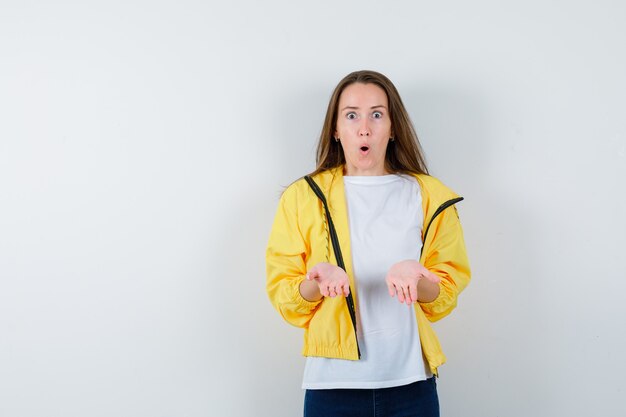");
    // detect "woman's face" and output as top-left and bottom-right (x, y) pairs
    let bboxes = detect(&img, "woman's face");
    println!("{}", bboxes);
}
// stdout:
(335, 82), (392, 176)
